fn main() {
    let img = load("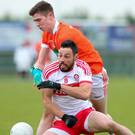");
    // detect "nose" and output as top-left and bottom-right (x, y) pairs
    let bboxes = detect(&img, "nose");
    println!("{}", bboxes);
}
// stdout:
(36, 22), (40, 28)
(34, 20), (40, 27)
(59, 56), (65, 63)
